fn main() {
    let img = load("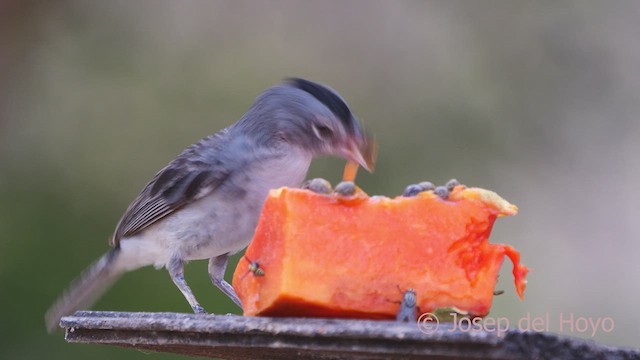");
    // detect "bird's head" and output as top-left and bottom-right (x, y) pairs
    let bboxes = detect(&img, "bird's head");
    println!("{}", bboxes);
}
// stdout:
(238, 78), (376, 172)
